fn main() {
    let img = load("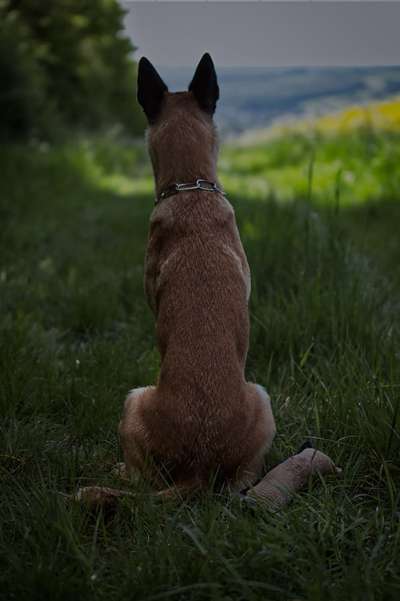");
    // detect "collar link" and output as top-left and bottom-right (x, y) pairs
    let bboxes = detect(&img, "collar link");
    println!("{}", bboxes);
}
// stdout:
(156, 179), (225, 204)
